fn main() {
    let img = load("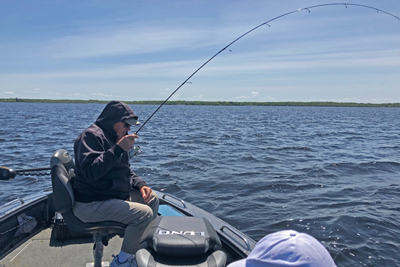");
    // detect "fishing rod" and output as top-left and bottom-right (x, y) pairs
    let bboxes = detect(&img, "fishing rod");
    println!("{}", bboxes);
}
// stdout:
(134, 3), (399, 134)
(0, 166), (51, 180)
